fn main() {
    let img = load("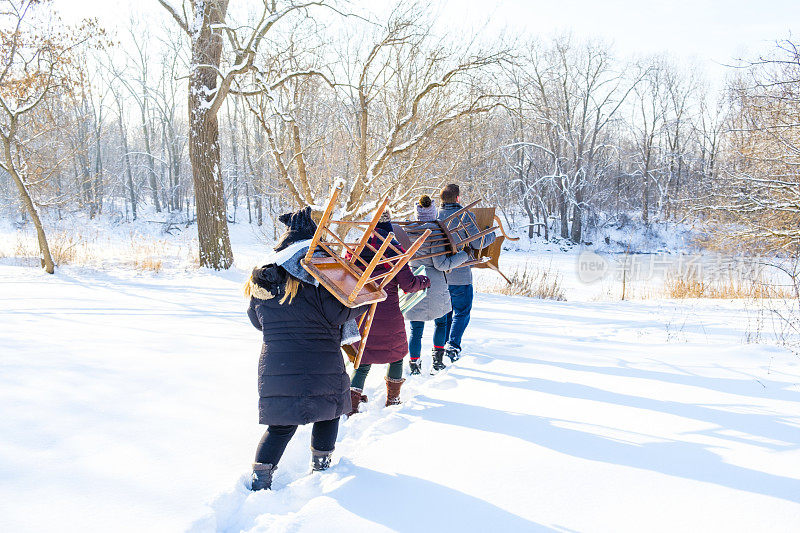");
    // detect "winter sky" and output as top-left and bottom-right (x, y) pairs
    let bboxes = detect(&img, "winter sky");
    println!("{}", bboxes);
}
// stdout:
(58, 0), (798, 86)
